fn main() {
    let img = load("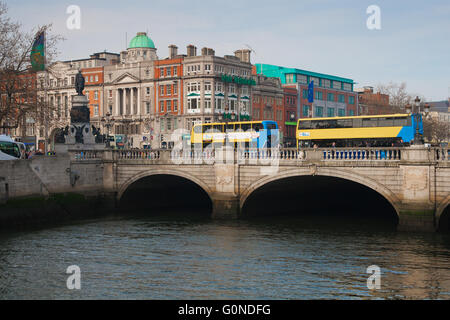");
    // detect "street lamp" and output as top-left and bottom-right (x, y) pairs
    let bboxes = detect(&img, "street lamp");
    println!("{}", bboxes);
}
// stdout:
(406, 96), (429, 145)
(100, 112), (113, 147)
